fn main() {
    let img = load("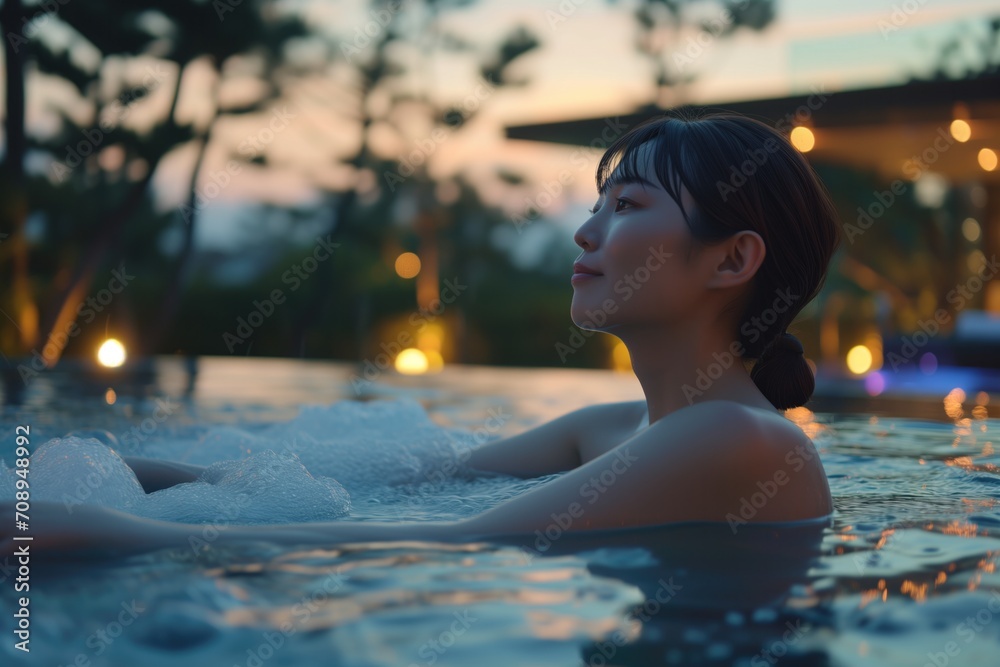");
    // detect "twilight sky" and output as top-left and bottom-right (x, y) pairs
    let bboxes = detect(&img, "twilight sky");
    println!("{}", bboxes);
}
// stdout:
(12, 0), (1000, 255)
